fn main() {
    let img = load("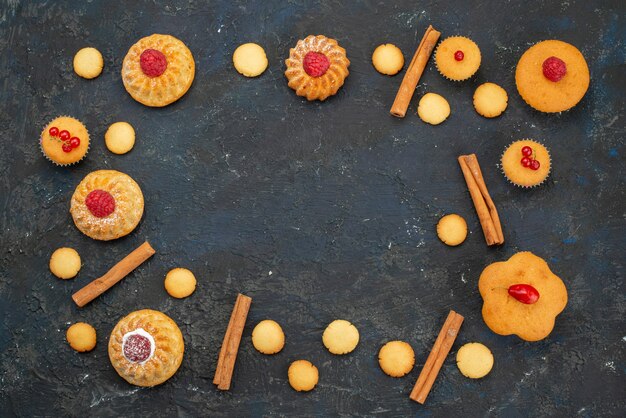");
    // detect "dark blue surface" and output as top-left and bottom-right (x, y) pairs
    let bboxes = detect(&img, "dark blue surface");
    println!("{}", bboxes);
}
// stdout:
(0, 0), (624, 416)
